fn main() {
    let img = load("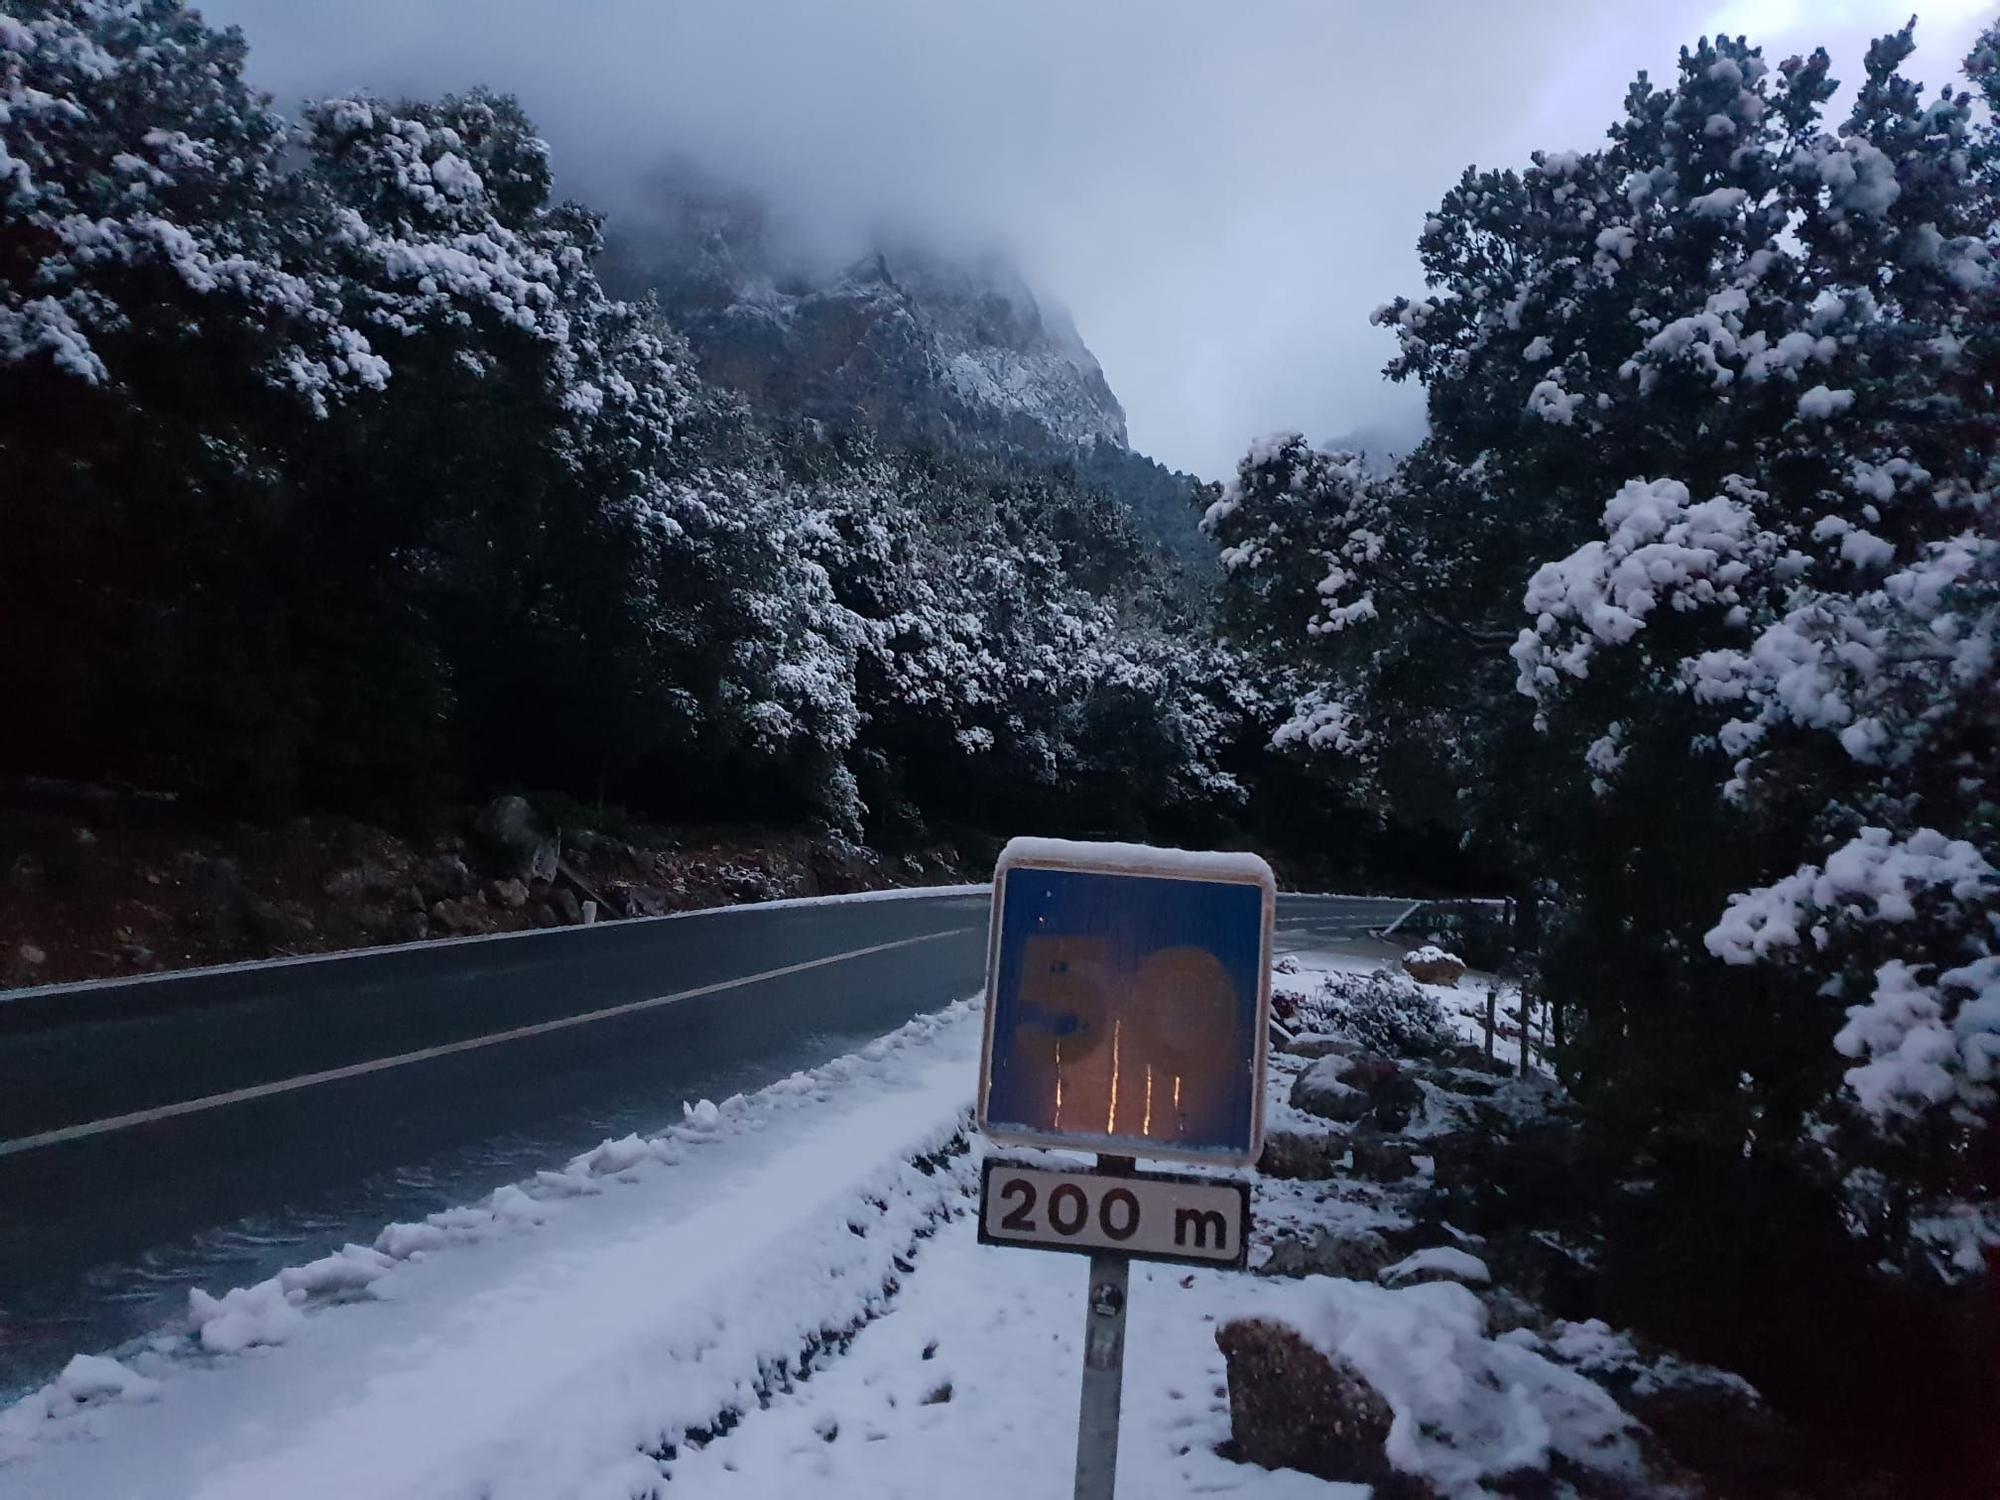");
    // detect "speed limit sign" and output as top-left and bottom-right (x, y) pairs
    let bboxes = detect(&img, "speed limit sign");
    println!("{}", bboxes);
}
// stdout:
(972, 838), (1272, 1500)
(977, 837), (1274, 1166)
